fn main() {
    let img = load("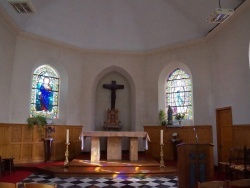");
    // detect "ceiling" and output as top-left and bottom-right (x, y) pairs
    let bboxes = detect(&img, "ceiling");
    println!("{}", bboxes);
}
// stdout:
(0, 0), (245, 52)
